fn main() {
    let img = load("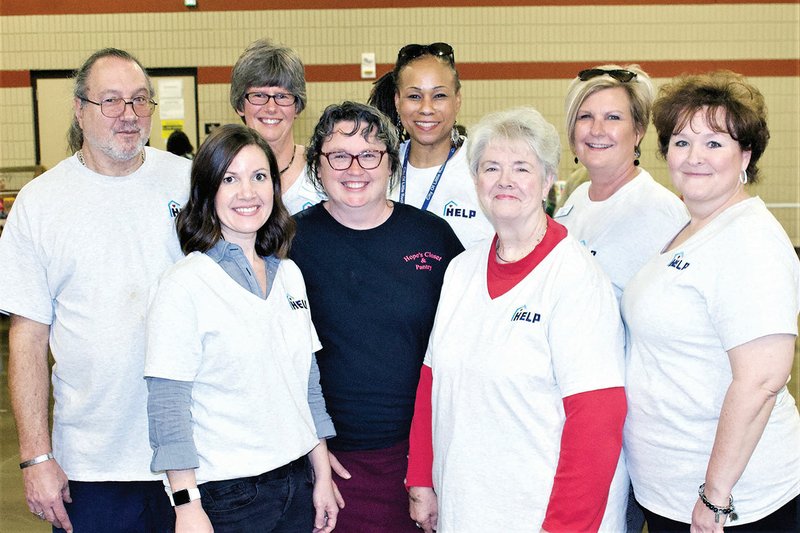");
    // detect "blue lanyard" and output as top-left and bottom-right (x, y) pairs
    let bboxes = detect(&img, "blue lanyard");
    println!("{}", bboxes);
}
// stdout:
(399, 144), (457, 212)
